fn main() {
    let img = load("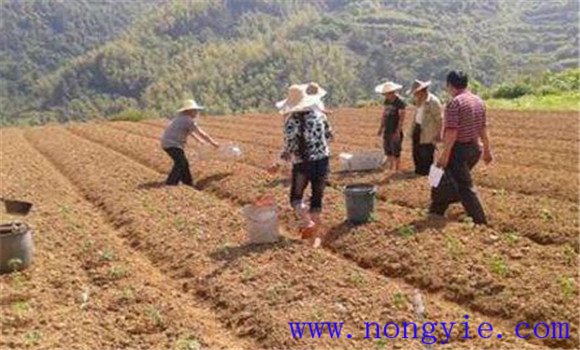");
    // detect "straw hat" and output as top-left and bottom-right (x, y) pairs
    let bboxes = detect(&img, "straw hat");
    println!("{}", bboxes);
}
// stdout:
(177, 99), (204, 113)
(407, 80), (432, 95)
(276, 82), (327, 114)
(374, 81), (403, 94)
